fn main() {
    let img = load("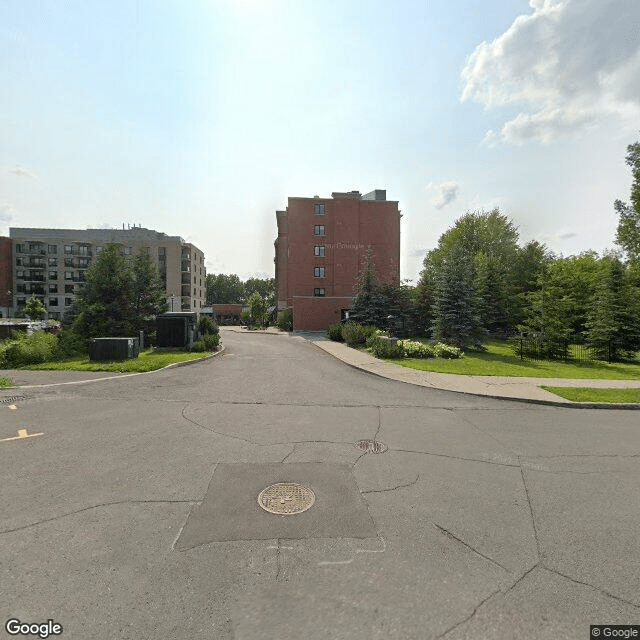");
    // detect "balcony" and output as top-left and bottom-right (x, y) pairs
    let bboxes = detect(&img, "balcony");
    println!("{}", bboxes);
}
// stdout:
(22, 259), (46, 268)
(181, 262), (190, 273)
(64, 247), (93, 257)
(181, 285), (191, 297)
(23, 272), (46, 282)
